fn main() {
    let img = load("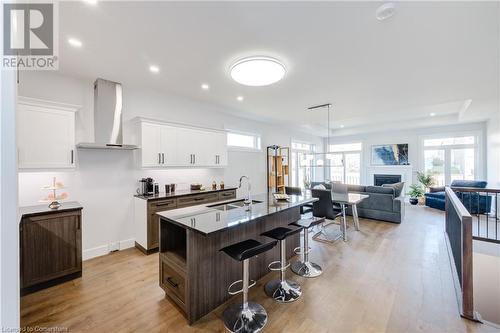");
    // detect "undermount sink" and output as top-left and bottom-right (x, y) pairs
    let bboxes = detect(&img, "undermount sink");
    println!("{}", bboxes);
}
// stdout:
(208, 199), (263, 211)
